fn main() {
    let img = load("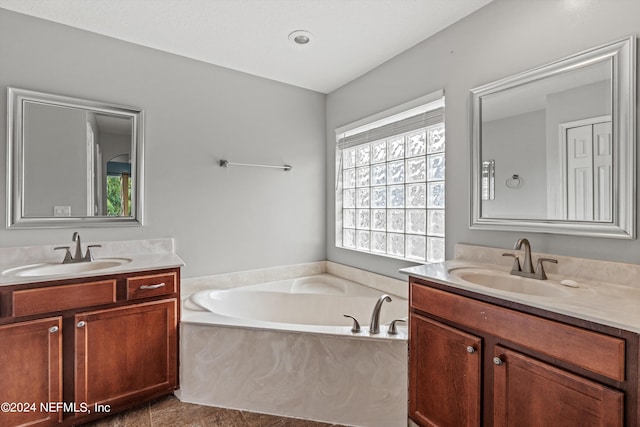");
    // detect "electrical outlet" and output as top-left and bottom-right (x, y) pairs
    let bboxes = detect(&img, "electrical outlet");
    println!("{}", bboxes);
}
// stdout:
(53, 206), (71, 217)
